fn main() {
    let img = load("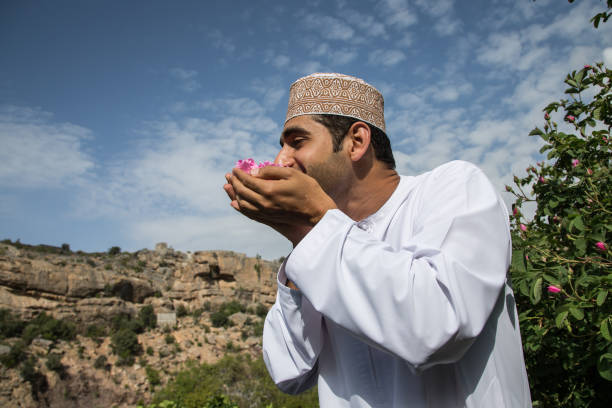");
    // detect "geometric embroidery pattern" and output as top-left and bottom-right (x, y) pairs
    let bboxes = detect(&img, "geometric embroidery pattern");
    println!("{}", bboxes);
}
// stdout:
(285, 73), (386, 133)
